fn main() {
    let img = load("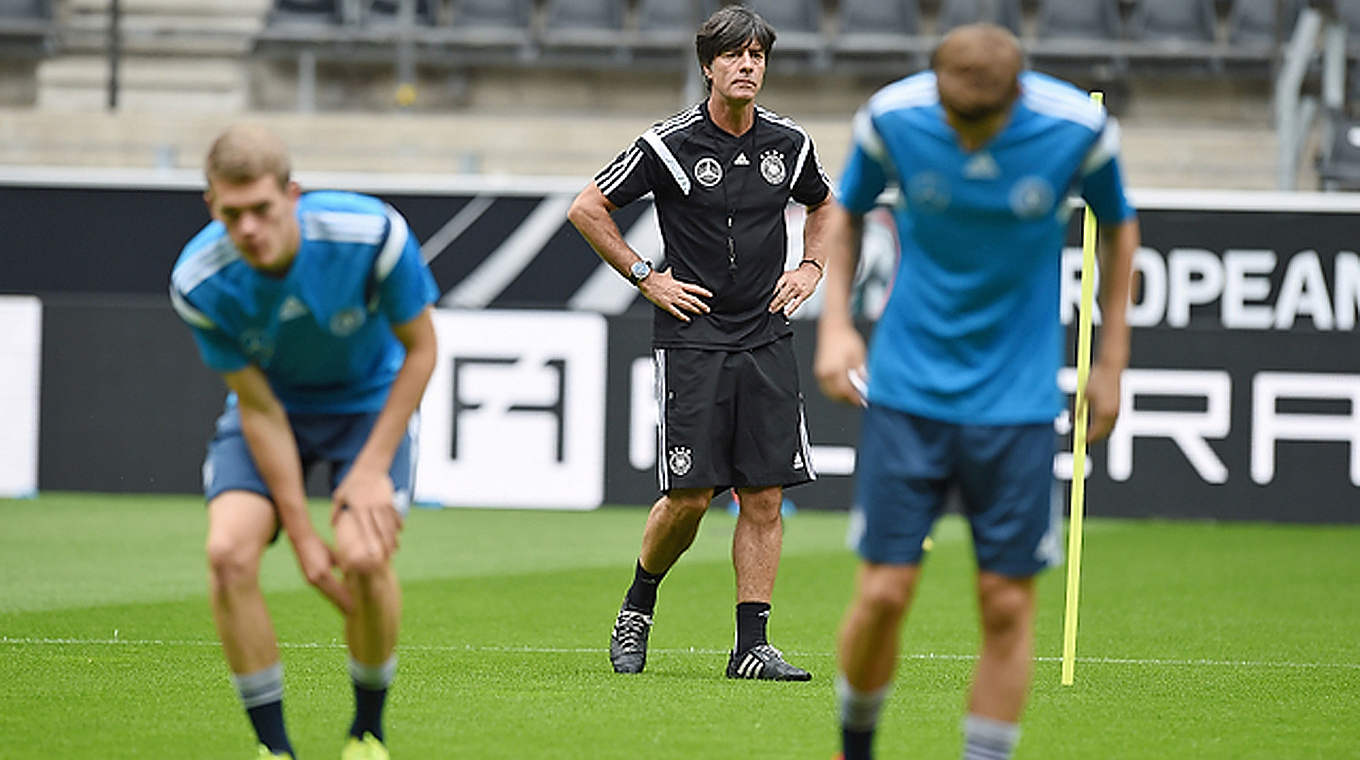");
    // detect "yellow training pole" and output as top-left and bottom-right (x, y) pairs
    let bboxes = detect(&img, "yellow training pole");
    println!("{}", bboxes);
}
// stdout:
(1061, 91), (1103, 687)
